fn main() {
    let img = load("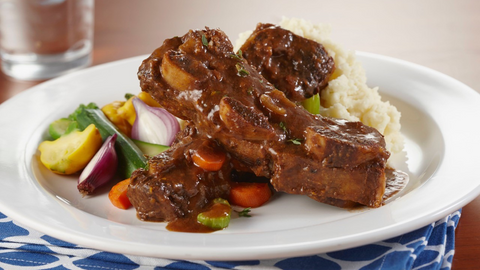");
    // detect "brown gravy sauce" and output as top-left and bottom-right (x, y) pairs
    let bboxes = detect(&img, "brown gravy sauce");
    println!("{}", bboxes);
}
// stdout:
(166, 217), (215, 233)
(383, 168), (409, 203)
(166, 201), (231, 233)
